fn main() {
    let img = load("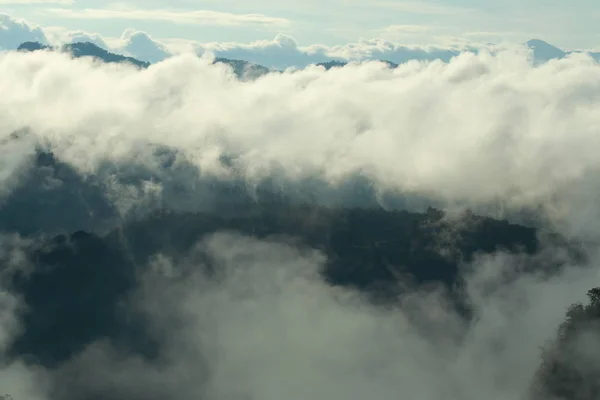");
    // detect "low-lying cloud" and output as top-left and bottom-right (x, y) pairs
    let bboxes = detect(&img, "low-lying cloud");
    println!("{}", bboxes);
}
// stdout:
(21, 232), (600, 400)
(2, 48), (600, 229)
(0, 39), (599, 400)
